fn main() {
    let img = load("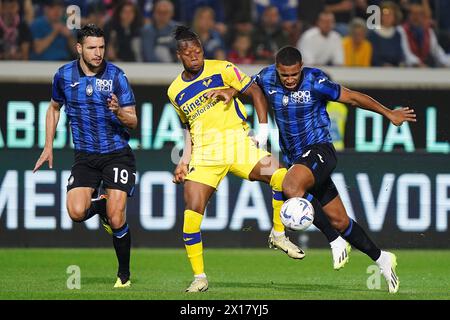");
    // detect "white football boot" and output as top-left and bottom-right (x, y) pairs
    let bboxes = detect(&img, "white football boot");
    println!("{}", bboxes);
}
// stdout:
(185, 277), (209, 293)
(376, 251), (400, 293)
(330, 236), (351, 270)
(268, 230), (306, 259)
